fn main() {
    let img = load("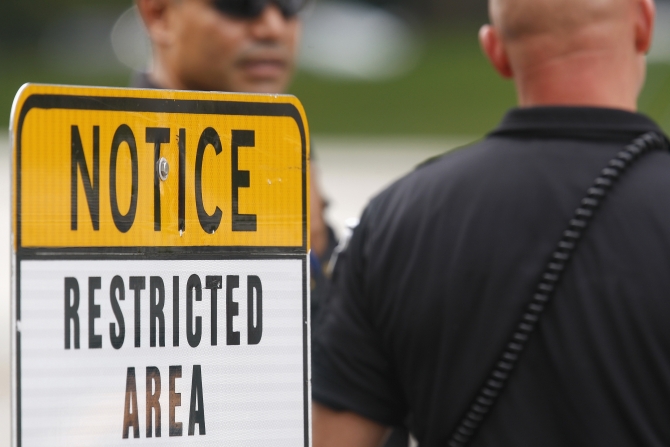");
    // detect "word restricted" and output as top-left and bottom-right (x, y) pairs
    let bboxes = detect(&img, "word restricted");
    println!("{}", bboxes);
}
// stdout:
(64, 274), (263, 350)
